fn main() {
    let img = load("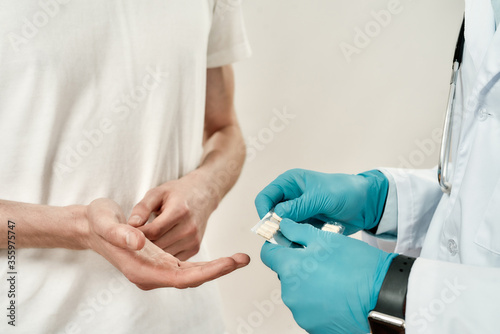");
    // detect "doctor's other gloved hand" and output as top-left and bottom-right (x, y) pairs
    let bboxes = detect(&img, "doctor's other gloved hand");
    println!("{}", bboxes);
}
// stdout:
(261, 219), (397, 334)
(255, 169), (389, 235)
